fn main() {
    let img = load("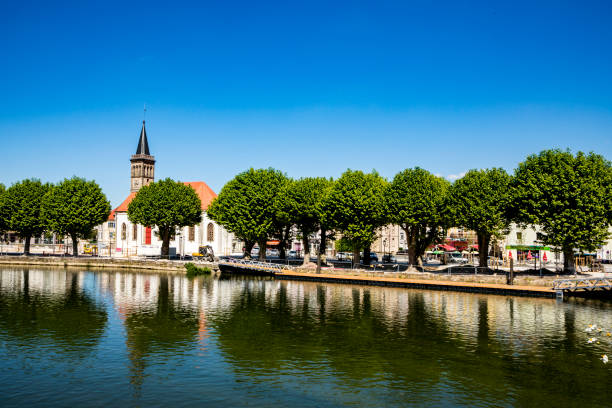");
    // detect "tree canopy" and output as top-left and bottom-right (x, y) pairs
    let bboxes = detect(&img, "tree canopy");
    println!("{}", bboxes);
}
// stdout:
(275, 177), (331, 263)
(207, 168), (288, 260)
(0, 179), (51, 254)
(447, 168), (513, 267)
(511, 150), (612, 272)
(42, 177), (111, 256)
(325, 170), (387, 264)
(0, 183), (7, 232)
(385, 168), (449, 266)
(128, 178), (202, 258)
